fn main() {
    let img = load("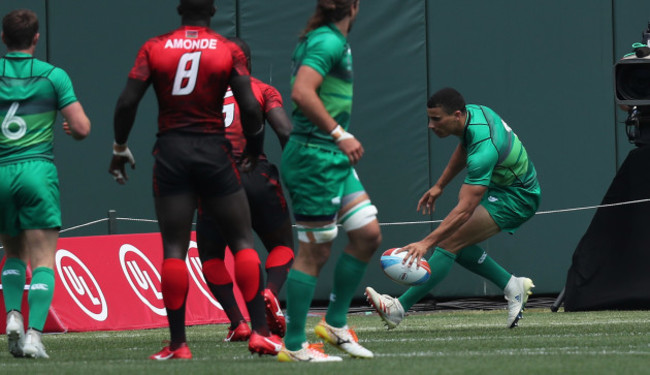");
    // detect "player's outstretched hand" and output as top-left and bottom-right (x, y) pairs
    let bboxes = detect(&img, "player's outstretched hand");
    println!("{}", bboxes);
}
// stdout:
(417, 185), (443, 215)
(109, 143), (136, 185)
(396, 242), (429, 268)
